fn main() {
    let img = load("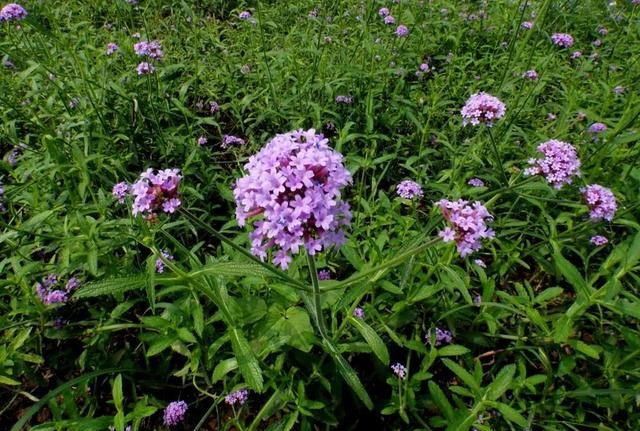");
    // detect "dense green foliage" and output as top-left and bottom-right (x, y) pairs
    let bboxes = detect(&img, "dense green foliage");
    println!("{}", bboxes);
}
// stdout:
(1, 0), (640, 429)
